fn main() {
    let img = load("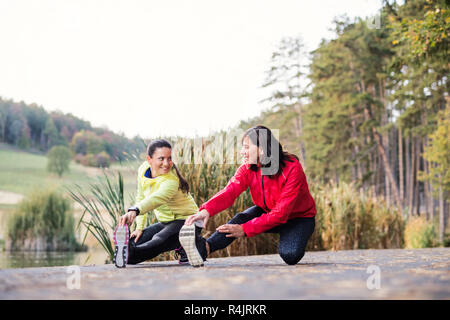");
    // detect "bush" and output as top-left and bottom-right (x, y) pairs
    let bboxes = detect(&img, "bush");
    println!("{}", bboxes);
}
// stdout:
(404, 216), (437, 249)
(6, 189), (85, 251)
(74, 153), (84, 164)
(74, 152), (111, 168)
(95, 151), (111, 168)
